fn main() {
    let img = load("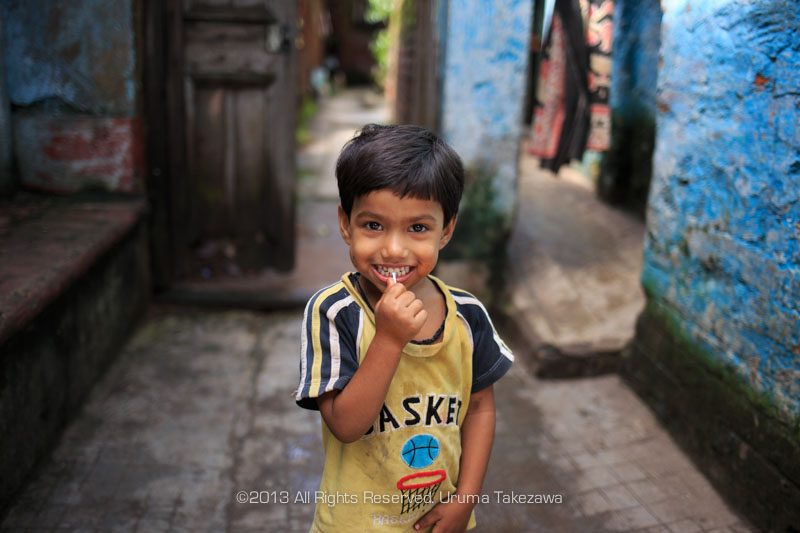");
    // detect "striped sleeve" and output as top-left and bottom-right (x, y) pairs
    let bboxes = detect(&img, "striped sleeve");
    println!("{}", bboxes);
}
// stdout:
(295, 283), (361, 410)
(453, 291), (514, 393)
